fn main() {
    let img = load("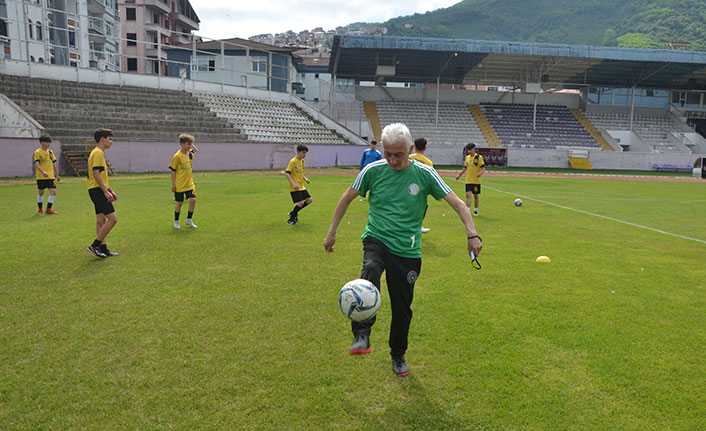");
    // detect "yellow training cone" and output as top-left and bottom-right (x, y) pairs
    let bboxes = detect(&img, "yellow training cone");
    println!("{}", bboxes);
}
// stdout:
(536, 256), (551, 263)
